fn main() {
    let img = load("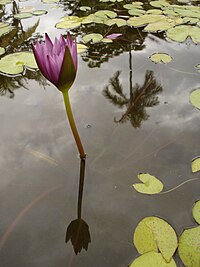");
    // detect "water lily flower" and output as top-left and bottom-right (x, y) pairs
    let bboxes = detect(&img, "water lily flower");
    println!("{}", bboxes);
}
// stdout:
(31, 33), (77, 92)
(32, 33), (86, 158)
